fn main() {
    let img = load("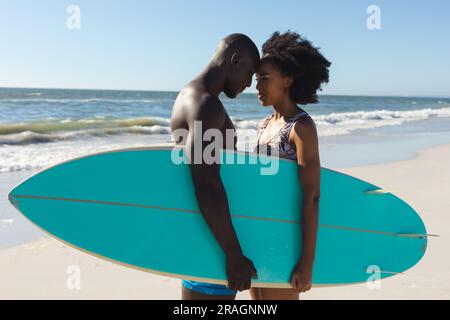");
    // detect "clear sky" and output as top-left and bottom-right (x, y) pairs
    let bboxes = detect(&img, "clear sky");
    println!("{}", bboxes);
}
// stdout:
(1, 0), (449, 97)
